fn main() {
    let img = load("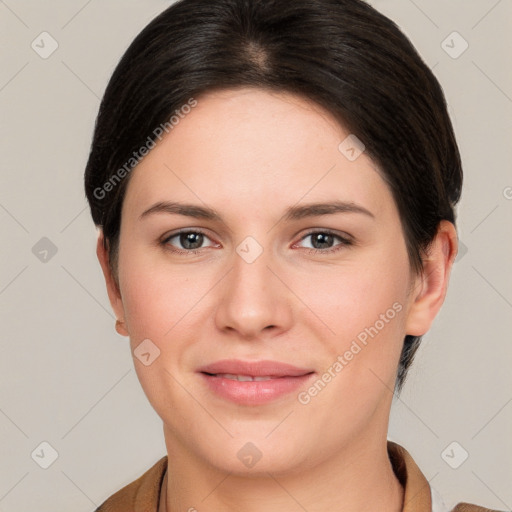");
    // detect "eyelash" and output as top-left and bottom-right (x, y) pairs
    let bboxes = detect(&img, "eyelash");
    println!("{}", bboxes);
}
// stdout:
(299, 229), (354, 254)
(160, 228), (354, 256)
